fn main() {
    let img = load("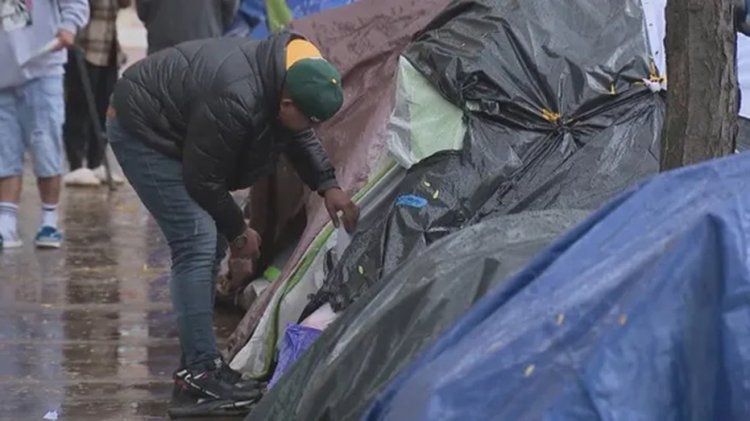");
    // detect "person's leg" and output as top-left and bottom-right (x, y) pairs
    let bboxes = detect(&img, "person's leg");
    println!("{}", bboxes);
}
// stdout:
(0, 86), (25, 248)
(107, 117), (259, 404)
(90, 57), (126, 184)
(19, 76), (65, 247)
(106, 116), (220, 369)
(62, 49), (87, 172)
(85, 61), (112, 170)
